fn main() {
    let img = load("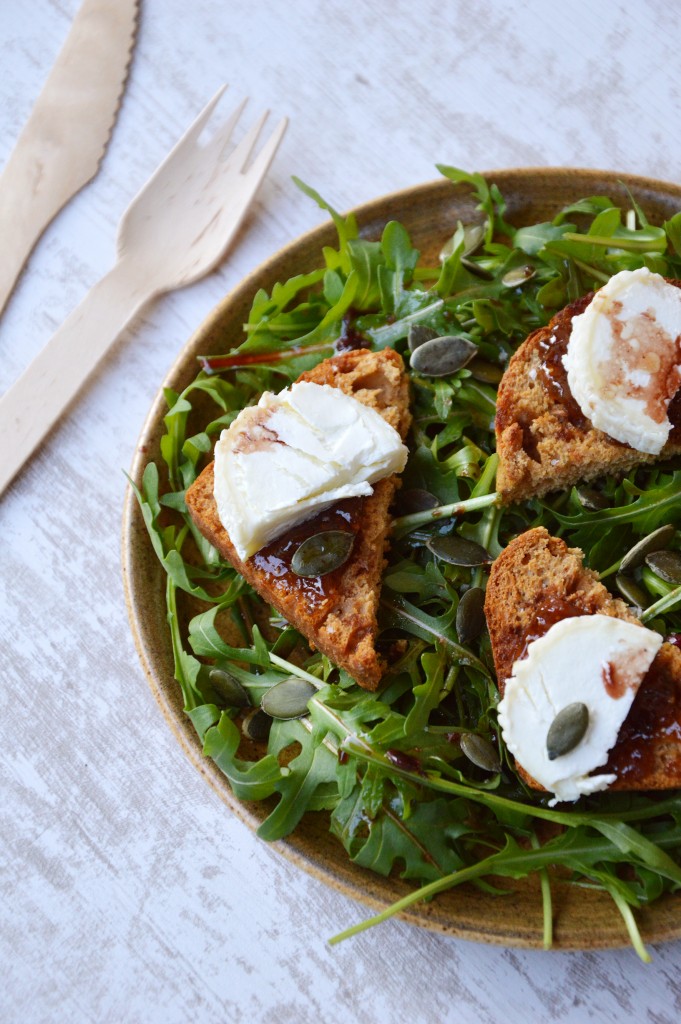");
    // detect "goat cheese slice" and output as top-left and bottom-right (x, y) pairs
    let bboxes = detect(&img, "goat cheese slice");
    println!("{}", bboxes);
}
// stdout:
(213, 381), (408, 559)
(563, 267), (681, 454)
(497, 614), (662, 805)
